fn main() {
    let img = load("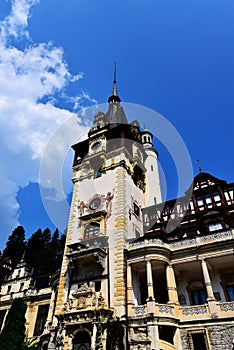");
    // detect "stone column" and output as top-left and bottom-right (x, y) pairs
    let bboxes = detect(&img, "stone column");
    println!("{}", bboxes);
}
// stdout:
(173, 328), (183, 350)
(91, 323), (97, 350)
(201, 259), (215, 300)
(146, 260), (154, 300)
(127, 263), (134, 314)
(146, 260), (155, 314)
(147, 322), (160, 350)
(46, 289), (56, 327)
(166, 264), (179, 303)
(200, 258), (218, 317)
